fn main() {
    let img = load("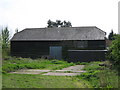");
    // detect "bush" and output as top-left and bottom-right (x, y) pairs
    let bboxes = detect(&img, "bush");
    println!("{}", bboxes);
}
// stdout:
(107, 35), (120, 69)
